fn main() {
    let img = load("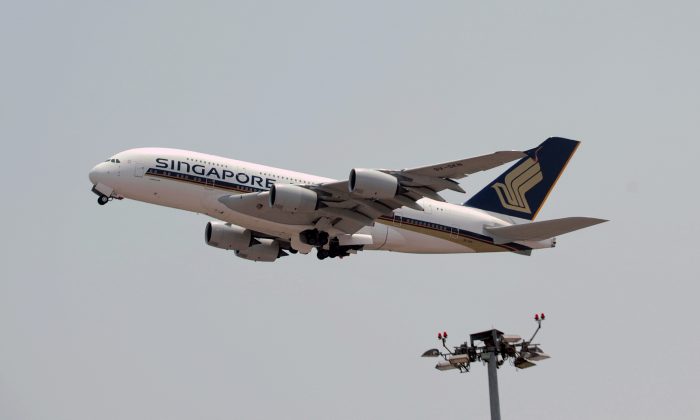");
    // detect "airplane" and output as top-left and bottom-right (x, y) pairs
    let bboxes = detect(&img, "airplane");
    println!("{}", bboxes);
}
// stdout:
(88, 137), (606, 262)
